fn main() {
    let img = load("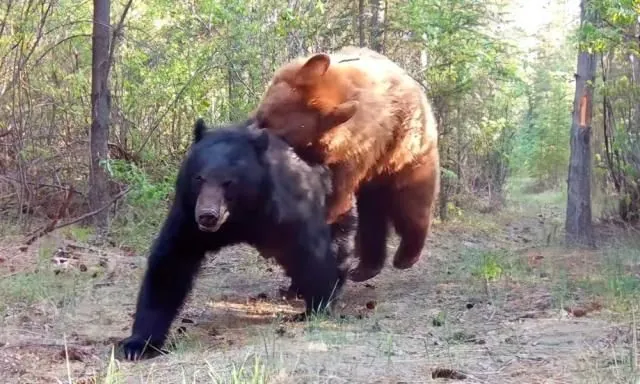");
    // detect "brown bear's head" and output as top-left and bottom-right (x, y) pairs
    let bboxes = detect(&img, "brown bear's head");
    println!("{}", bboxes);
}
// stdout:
(254, 53), (359, 149)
